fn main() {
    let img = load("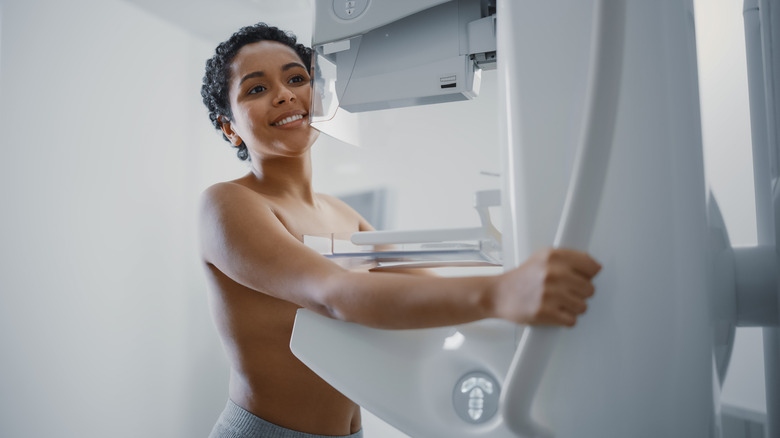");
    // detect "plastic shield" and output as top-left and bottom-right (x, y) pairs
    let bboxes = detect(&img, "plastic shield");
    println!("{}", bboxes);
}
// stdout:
(310, 37), (362, 147)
